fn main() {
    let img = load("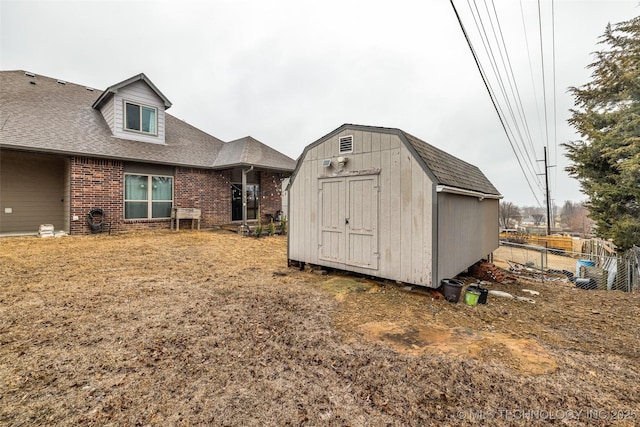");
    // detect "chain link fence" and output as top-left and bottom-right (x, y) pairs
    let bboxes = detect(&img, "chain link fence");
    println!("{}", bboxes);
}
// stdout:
(493, 242), (640, 292)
